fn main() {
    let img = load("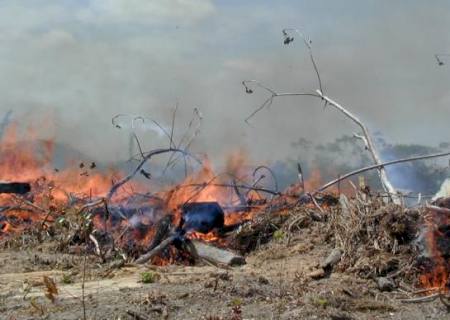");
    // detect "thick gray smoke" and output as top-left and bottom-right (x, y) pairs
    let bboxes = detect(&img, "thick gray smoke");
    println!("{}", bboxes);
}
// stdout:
(1, 1), (449, 185)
